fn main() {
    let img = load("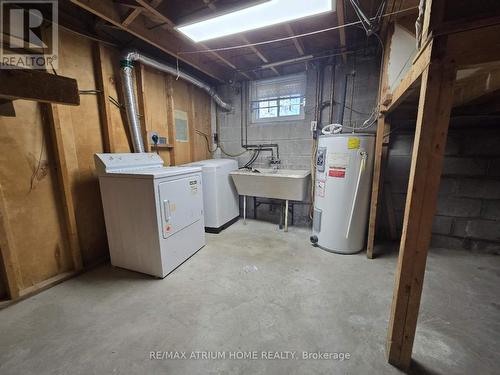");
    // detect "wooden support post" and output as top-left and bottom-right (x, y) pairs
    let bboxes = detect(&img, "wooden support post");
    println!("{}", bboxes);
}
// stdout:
(366, 24), (393, 258)
(0, 185), (23, 299)
(367, 115), (388, 258)
(386, 41), (456, 369)
(93, 43), (115, 153)
(44, 104), (83, 272)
